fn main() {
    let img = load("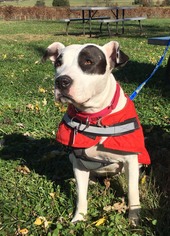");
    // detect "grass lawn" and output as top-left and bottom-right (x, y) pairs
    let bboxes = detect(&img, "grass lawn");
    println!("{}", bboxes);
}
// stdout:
(0, 0), (133, 7)
(0, 18), (170, 235)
